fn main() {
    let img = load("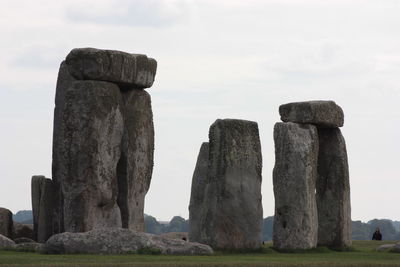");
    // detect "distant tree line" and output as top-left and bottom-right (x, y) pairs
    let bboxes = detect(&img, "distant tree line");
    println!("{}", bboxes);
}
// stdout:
(12, 210), (400, 240)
